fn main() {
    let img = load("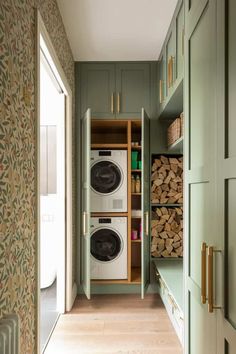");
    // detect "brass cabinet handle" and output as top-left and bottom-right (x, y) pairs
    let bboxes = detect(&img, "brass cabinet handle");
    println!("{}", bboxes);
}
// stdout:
(207, 246), (222, 313)
(159, 79), (163, 104)
(201, 242), (207, 304)
(170, 56), (174, 86)
(111, 93), (114, 114)
(117, 93), (120, 114)
(145, 211), (149, 236)
(168, 59), (170, 88)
